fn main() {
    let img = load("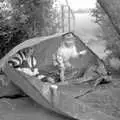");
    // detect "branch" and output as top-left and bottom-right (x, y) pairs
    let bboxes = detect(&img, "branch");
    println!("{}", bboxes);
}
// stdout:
(97, 0), (120, 37)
